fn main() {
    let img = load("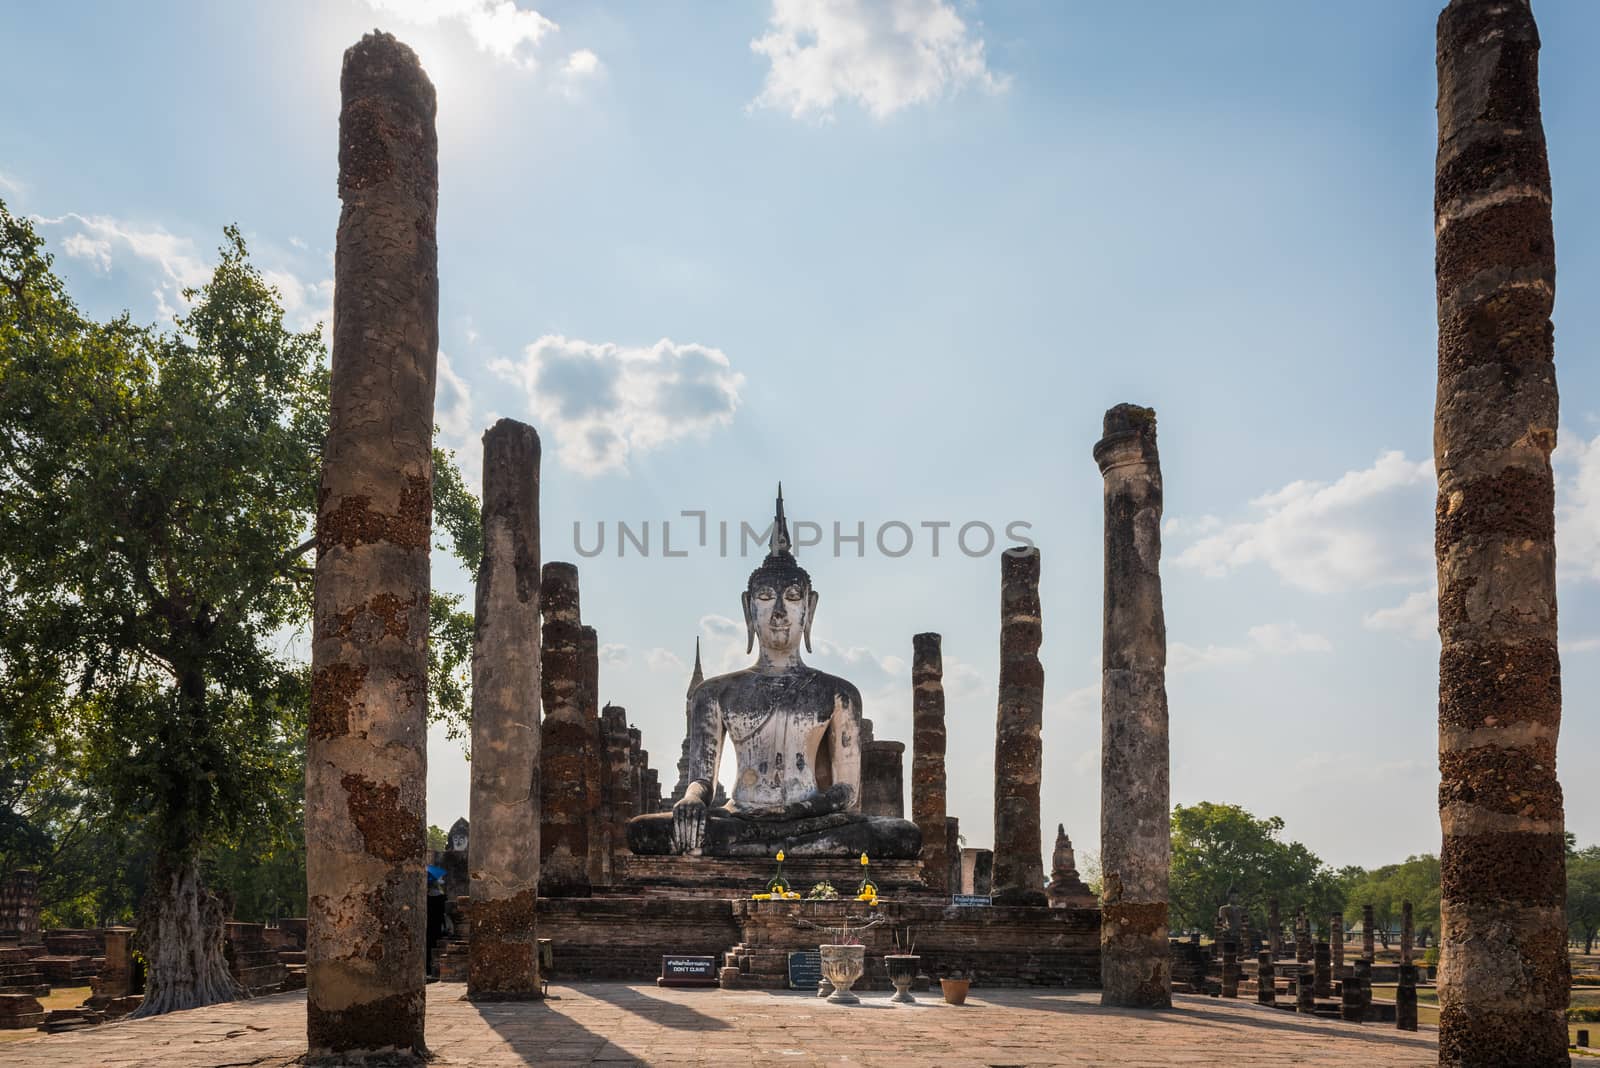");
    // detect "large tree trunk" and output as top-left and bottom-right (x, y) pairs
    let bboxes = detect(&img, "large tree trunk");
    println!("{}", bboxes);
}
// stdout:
(128, 856), (245, 1017)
